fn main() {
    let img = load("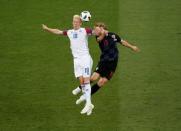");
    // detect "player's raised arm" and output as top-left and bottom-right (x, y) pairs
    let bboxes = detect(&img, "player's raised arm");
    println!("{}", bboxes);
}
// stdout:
(42, 24), (65, 35)
(121, 40), (140, 52)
